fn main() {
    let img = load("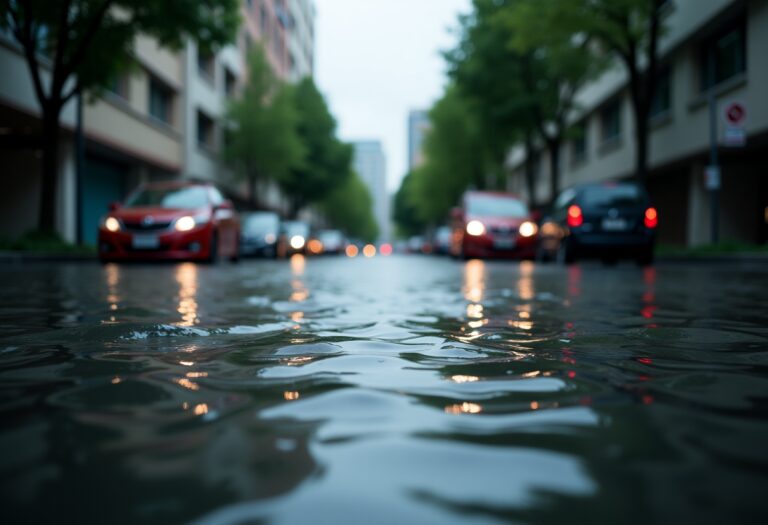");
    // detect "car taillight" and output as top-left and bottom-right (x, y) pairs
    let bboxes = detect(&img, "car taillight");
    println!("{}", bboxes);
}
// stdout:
(644, 207), (658, 229)
(567, 205), (583, 228)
